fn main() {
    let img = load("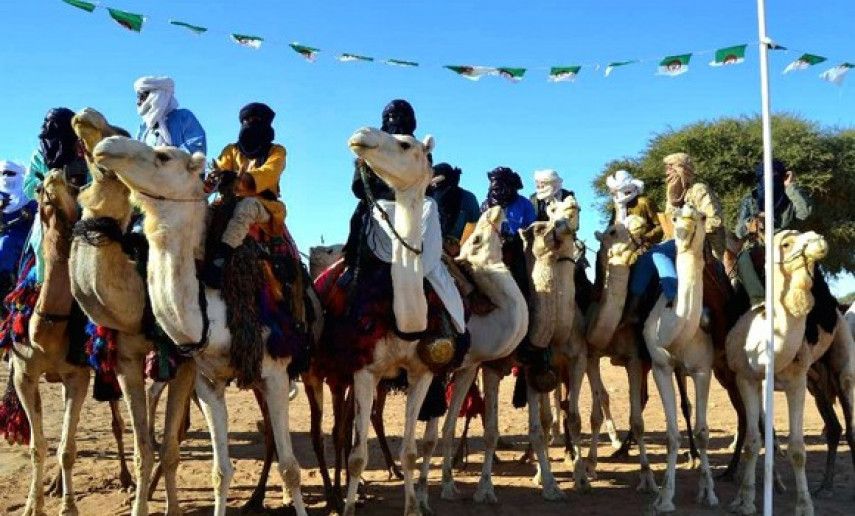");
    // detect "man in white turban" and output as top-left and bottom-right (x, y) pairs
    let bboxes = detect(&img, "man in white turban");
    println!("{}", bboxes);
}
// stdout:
(530, 168), (575, 221)
(0, 160), (37, 294)
(134, 76), (207, 154)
